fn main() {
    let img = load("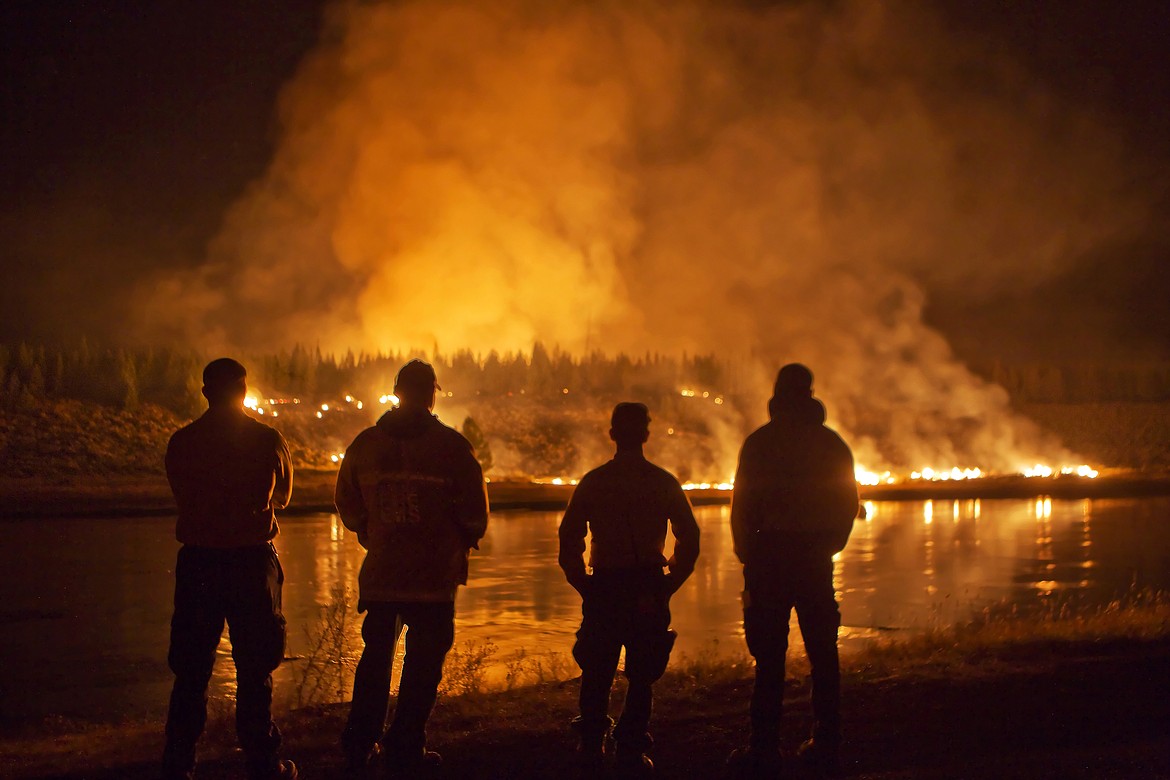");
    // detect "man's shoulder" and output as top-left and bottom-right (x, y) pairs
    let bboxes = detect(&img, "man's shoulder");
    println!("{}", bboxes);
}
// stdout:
(236, 413), (287, 449)
(167, 412), (210, 447)
(575, 463), (608, 487)
(813, 423), (853, 455)
(586, 457), (682, 489)
(643, 458), (684, 489)
(345, 424), (386, 452)
(741, 423), (777, 450)
(431, 417), (474, 448)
